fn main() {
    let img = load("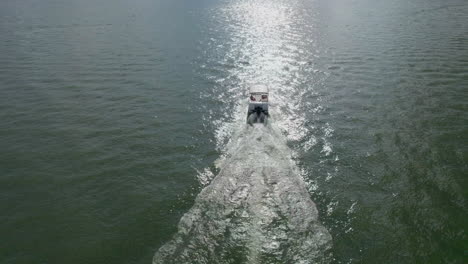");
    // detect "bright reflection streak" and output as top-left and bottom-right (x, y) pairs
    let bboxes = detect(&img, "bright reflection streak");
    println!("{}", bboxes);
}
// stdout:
(201, 0), (327, 150)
